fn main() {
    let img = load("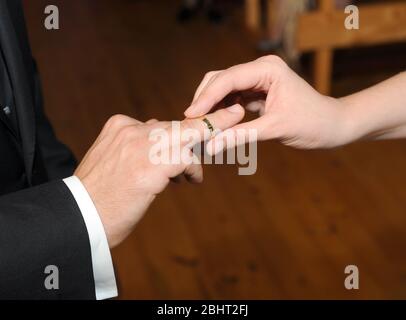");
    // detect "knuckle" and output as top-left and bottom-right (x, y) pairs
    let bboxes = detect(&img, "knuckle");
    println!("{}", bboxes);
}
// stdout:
(106, 114), (129, 129)
(226, 64), (242, 73)
(150, 121), (171, 132)
(205, 70), (218, 79)
(204, 71), (213, 79)
(257, 55), (286, 68)
(255, 55), (288, 82)
(116, 125), (137, 142)
(207, 70), (226, 86)
(181, 118), (198, 131)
